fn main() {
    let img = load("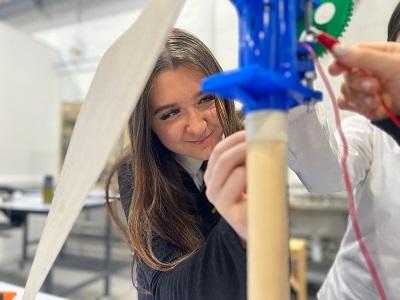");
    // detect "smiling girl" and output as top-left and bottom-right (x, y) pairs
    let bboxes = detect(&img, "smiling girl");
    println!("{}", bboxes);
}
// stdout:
(107, 28), (246, 300)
